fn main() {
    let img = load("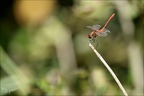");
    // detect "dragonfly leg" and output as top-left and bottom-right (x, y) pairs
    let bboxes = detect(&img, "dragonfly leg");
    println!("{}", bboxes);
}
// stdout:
(89, 37), (95, 43)
(95, 37), (99, 48)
